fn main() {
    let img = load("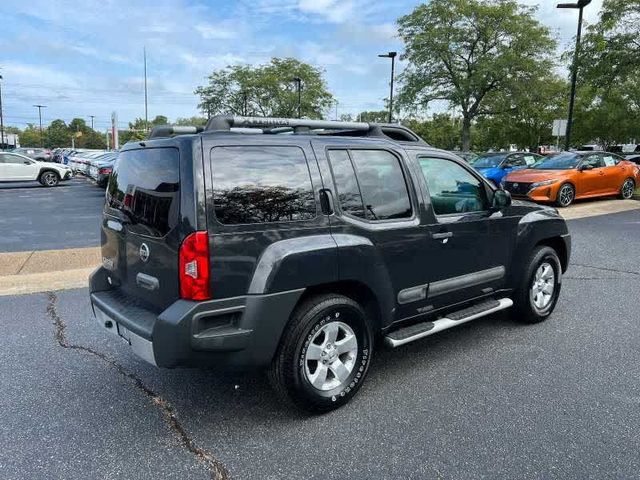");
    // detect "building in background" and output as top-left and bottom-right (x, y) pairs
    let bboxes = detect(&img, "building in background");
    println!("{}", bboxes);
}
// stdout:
(1, 133), (19, 149)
